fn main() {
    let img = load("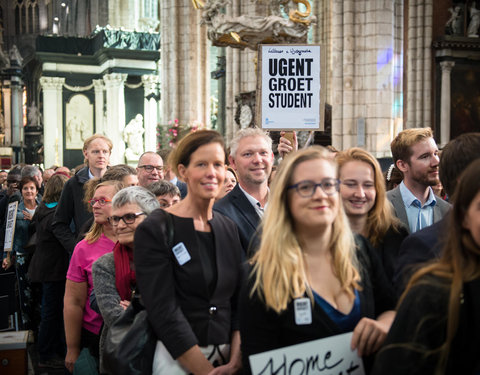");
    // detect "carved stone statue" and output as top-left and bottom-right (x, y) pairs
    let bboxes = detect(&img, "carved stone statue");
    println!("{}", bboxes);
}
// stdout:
(446, 6), (463, 36)
(123, 114), (145, 161)
(468, 2), (480, 37)
(200, 0), (315, 50)
(0, 47), (10, 68)
(27, 101), (42, 127)
(9, 45), (23, 66)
